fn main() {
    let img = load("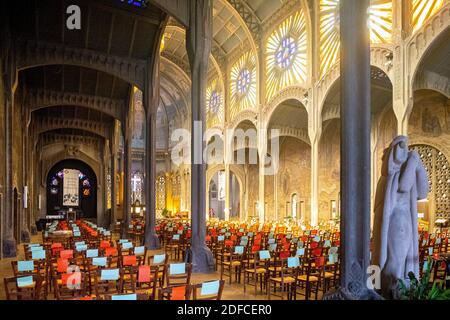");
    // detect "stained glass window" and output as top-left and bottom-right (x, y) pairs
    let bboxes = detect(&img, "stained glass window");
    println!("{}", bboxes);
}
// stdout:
(266, 11), (308, 100)
(132, 172), (143, 203)
(206, 78), (224, 128)
(230, 51), (257, 120)
(156, 175), (166, 210)
(319, 0), (393, 77)
(412, 0), (444, 32)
